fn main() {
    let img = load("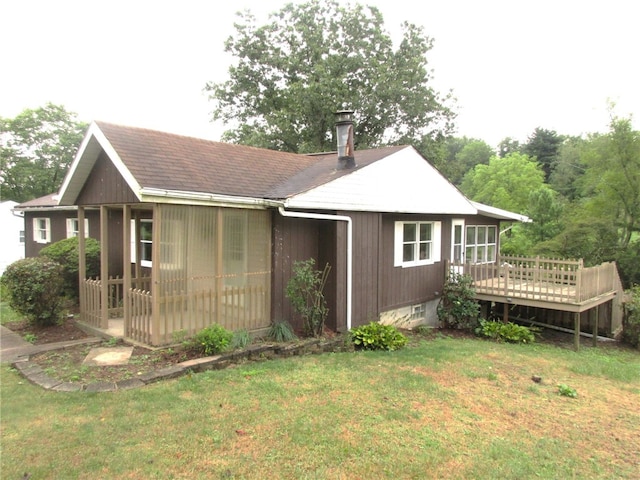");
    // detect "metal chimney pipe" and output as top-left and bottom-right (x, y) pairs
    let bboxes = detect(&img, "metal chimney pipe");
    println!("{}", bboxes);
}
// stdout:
(335, 110), (355, 170)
